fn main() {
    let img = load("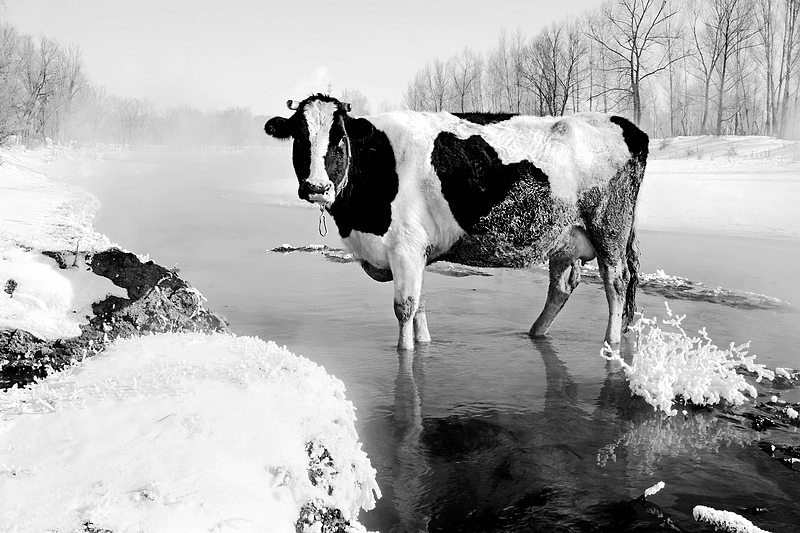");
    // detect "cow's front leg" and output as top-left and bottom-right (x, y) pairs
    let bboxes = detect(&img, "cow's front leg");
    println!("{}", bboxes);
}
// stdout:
(391, 252), (426, 351)
(413, 281), (431, 344)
